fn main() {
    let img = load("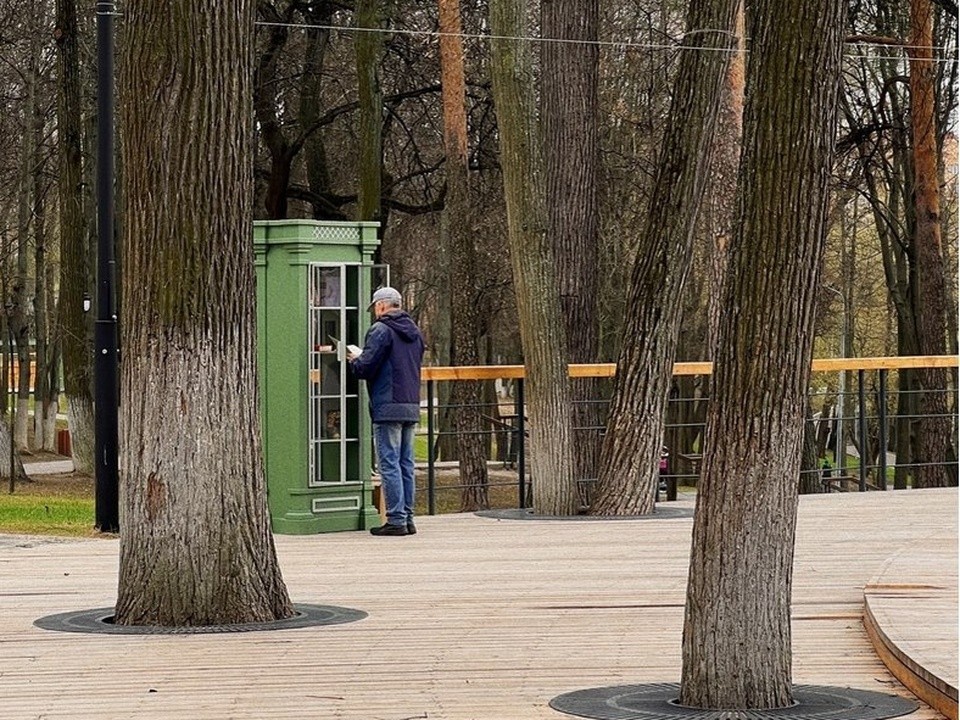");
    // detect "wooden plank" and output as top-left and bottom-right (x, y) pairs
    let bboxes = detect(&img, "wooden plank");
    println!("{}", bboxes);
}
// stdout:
(420, 355), (957, 381)
(0, 488), (954, 719)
